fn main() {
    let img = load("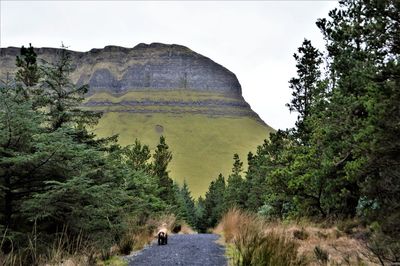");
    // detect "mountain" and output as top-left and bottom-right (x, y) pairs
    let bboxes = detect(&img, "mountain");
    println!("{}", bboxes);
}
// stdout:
(0, 43), (274, 197)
